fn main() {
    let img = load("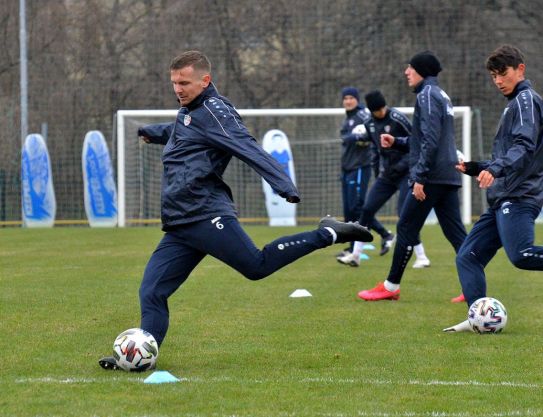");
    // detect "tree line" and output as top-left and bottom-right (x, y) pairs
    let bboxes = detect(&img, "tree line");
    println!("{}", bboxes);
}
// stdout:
(1, 0), (542, 221)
